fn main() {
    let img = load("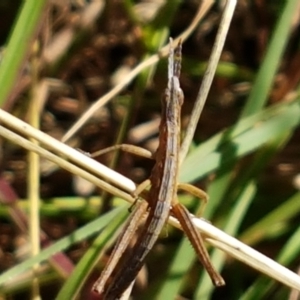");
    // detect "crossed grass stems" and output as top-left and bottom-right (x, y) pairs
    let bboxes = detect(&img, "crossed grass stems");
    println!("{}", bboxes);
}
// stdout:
(1, 0), (300, 298)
